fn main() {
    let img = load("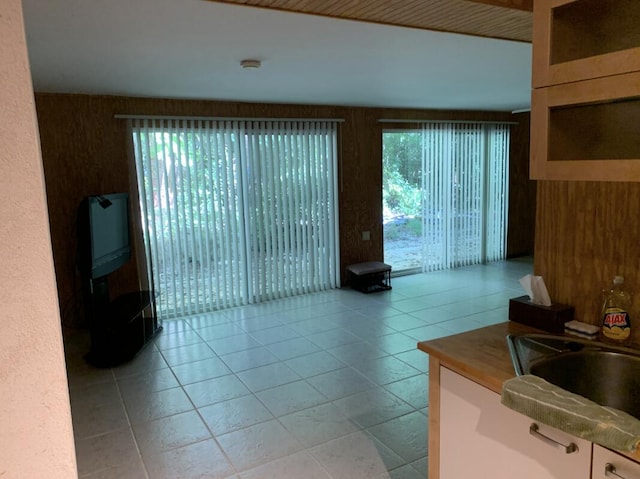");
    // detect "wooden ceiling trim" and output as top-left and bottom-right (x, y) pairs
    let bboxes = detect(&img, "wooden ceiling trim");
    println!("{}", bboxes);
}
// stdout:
(325, 4), (356, 16)
(392, 5), (448, 27)
(465, 0), (532, 11)
(401, 7), (530, 39)
(349, 2), (401, 18)
(321, 0), (349, 16)
(205, 0), (532, 42)
(441, 8), (529, 33)
(337, 2), (391, 17)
